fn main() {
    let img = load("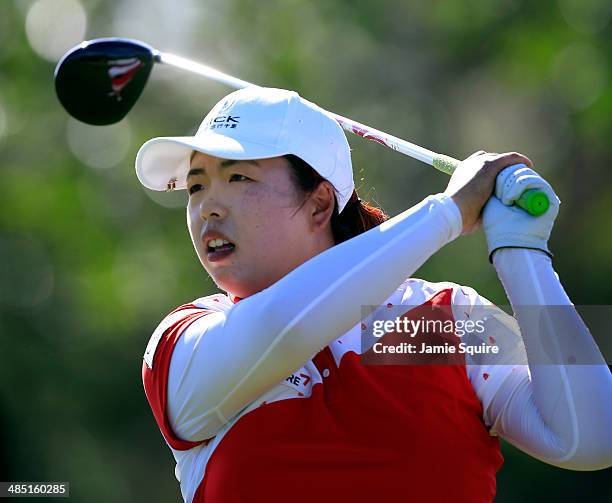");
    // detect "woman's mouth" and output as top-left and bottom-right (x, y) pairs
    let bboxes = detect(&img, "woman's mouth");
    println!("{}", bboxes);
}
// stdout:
(207, 239), (236, 262)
